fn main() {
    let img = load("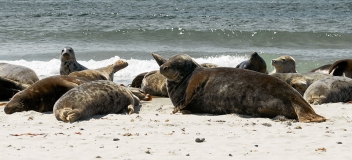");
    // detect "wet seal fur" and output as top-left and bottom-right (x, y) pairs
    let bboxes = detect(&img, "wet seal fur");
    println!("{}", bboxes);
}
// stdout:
(4, 76), (89, 114)
(303, 76), (352, 105)
(0, 63), (39, 84)
(53, 80), (139, 123)
(310, 64), (332, 74)
(151, 53), (325, 122)
(328, 59), (352, 78)
(60, 47), (88, 75)
(236, 52), (267, 74)
(271, 56), (297, 73)
(69, 59), (128, 81)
